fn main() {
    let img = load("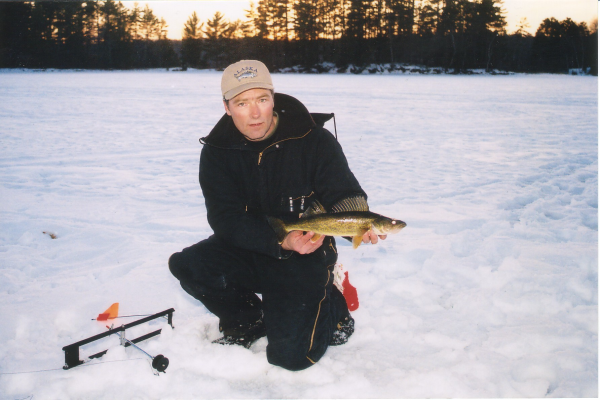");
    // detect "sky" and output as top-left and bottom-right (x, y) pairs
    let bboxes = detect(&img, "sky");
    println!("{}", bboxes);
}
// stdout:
(131, 0), (598, 40)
